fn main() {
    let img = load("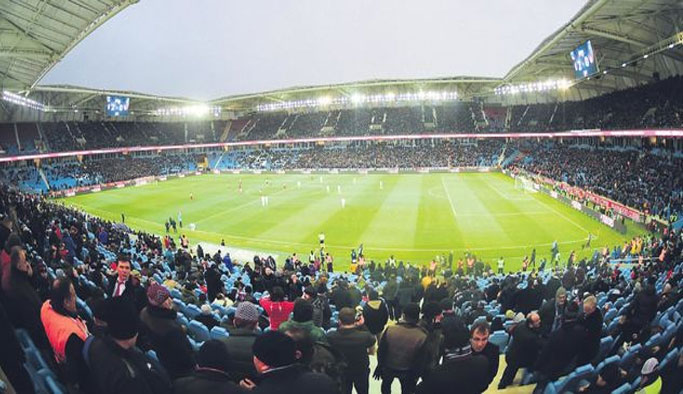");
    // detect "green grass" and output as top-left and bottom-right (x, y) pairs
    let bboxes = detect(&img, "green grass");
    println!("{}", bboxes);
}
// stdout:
(56, 172), (643, 271)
